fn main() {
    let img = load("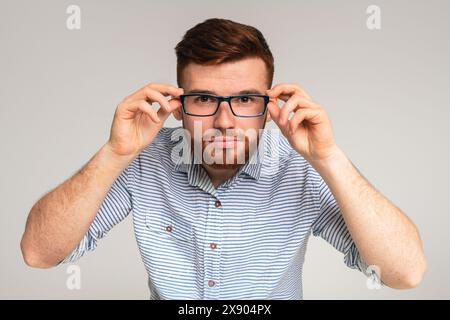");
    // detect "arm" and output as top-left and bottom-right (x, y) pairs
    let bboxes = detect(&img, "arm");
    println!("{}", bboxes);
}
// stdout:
(20, 144), (134, 268)
(266, 83), (427, 289)
(20, 83), (184, 268)
(310, 146), (427, 289)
